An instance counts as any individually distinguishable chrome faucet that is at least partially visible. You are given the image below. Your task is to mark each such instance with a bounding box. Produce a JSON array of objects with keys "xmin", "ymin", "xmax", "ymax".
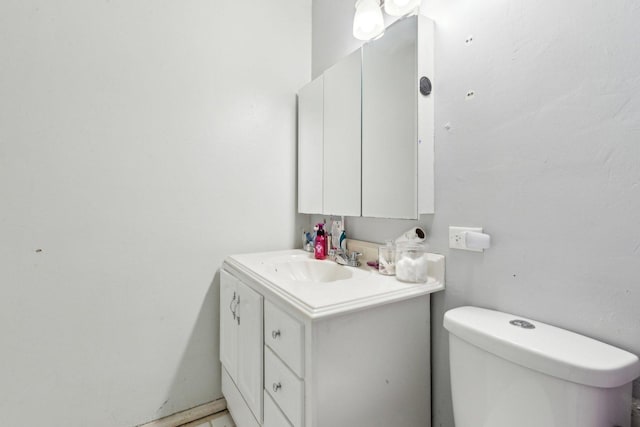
[{"xmin": 333, "ymin": 249, "xmax": 362, "ymax": 267}]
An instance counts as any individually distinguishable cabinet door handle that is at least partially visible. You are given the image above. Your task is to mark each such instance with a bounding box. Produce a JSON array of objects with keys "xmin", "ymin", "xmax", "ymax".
[
  {"xmin": 272, "ymin": 382, "xmax": 282, "ymax": 393},
  {"xmin": 271, "ymin": 329, "xmax": 281, "ymax": 339},
  {"xmin": 229, "ymin": 293, "xmax": 237, "ymax": 320},
  {"xmin": 236, "ymin": 295, "xmax": 240, "ymax": 325}
]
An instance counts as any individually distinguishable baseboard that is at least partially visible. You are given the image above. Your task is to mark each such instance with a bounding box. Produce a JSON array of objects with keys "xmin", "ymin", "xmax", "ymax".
[{"xmin": 138, "ymin": 398, "xmax": 228, "ymax": 427}]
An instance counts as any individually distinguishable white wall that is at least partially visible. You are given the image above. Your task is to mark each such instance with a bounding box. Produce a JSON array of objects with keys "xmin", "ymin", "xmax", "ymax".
[
  {"xmin": 0, "ymin": 1, "xmax": 310, "ymax": 425},
  {"xmin": 312, "ymin": 0, "xmax": 640, "ymax": 426}
]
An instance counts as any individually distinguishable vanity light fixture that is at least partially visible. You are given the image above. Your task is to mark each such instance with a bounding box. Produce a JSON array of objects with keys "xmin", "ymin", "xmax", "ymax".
[
  {"xmin": 353, "ymin": 0, "xmax": 385, "ymax": 41},
  {"xmin": 384, "ymin": 0, "xmax": 421, "ymax": 17},
  {"xmin": 353, "ymin": 0, "xmax": 421, "ymax": 41}
]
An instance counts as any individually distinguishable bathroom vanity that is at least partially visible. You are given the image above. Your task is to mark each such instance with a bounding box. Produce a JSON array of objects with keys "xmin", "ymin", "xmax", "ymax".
[{"xmin": 219, "ymin": 249, "xmax": 444, "ymax": 427}]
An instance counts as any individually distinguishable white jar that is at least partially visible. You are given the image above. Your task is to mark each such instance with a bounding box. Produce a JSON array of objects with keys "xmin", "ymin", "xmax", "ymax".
[{"xmin": 395, "ymin": 242, "xmax": 428, "ymax": 283}]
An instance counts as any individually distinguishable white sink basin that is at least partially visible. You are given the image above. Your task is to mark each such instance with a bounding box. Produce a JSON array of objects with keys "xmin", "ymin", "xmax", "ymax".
[
  {"xmin": 268, "ymin": 259, "xmax": 354, "ymax": 283},
  {"xmin": 228, "ymin": 248, "xmax": 445, "ymax": 317}
]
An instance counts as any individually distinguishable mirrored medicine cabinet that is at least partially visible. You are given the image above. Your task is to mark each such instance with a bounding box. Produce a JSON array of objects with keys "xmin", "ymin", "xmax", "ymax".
[{"xmin": 297, "ymin": 15, "xmax": 434, "ymax": 219}]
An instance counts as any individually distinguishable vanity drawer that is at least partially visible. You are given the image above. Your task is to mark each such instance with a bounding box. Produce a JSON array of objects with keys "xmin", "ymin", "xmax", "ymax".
[
  {"xmin": 264, "ymin": 300, "xmax": 304, "ymax": 377},
  {"xmin": 264, "ymin": 390, "xmax": 293, "ymax": 427},
  {"xmin": 265, "ymin": 347, "xmax": 304, "ymax": 427}
]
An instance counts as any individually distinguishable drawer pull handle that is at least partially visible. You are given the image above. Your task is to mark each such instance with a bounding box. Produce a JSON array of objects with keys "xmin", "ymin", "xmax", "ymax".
[
  {"xmin": 272, "ymin": 382, "xmax": 282, "ymax": 392},
  {"xmin": 271, "ymin": 329, "xmax": 281, "ymax": 339}
]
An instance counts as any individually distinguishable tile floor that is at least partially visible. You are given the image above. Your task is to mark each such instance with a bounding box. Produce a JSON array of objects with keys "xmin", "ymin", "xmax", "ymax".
[{"xmin": 182, "ymin": 410, "xmax": 235, "ymax": 427}]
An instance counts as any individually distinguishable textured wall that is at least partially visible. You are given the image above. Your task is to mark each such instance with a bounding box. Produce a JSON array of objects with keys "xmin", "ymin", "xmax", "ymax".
[
  {"xmin": 311, "ymin": 0, "xmax": 640, "ymax": 425},
  {"xmin": 0, "ymin": 1, "xmax": 310, "ymax": 425}
]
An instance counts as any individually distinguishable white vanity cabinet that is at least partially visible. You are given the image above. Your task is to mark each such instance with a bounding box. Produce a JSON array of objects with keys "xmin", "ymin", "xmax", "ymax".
[
  {"xmin": 220, "ymin": 270, "xmax": 264, "ymax": 425},
  {"xmin": 220, "ymin": 249, "xmax": 445, "ymax": 427}
]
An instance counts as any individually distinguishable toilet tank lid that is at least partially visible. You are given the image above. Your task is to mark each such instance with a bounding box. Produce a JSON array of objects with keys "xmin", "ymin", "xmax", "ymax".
[{"xmin": 444, "ymin": 306, "xmax": 640, "ymax": 388}]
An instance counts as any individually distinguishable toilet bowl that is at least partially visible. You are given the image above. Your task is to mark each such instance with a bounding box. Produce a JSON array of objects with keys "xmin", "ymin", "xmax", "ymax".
[{"xmin": 444, "ymin": 306, "xmax": 640, "ymax": 427}]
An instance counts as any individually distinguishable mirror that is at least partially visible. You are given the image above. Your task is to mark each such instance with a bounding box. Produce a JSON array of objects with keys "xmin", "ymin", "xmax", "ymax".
[
  {"xmin": 362, "ymin": 15, "xmax": 434, "ymax": 219},
  {"xmin": 297, "ymin": 15, "xmax": 434, "ymax": 219},
  {"xmin": 298, "ymin": 75, "xmax": 323, "ymax": 214},
  {"xmin": 362, "ymin": 17, "xmax": 418, "ymax": 218},
  {"xmin": 323, "ymin": 49, "xmax": 361, "ymax": 216},
  {"xmin": 298, "ymin": 50, "xmax": 362, "ymax": 216}
]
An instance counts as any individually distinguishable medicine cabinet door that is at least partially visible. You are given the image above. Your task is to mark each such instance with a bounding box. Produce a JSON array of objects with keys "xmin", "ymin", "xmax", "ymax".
[
  {"xmin": 323, "ymin": 49, "xmax": 362, "ymax": 216},
  {"xmin": 362, "ymin": 17, "xmax": 418, "ymax": 219},
  {"xmin": 298, "ymin": 76, "xmax": 324, "ymax": 214},
  {"xmin": 362, "ymin": 15, "xmax": 438, "ymax": 219}
]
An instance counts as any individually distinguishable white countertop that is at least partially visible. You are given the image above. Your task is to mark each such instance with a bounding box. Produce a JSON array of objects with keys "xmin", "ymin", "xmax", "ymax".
[{"xmin": 223, "ymin": 249, "xmax": 445, "ymax": 319}]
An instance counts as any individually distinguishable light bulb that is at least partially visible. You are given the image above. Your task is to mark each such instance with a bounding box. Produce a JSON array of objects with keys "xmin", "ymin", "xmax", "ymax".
[
  {"xmin": 358, "ymin": 13, "xmax": 376, "ymax": 33},
  {"xmin": 384, "ymin": 0, "xmax": 420, "ymax": 16},
  {"xmin": 353, "ymin": 0, "xmax": 384, "ymax": 40}
]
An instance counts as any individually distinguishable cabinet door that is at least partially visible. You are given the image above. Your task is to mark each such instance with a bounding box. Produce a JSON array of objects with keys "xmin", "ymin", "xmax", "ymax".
[
  {"xmin": 362, "ymin": 17, "xmax": 418, "ymax": 219},
  {"xmin": 219, "ymin": 270, "xmax": 238, "ymax": 381},
  {"xmin": 298, "ymin": 76, "xmax": 324, "ymax": 214},
  {"xmin": 323, "ymin": 49, "xmax": 362, "ymax": 216},
  {"xmin": 236, "ymin": 280, "xmax": 264, "ymax": 422}
]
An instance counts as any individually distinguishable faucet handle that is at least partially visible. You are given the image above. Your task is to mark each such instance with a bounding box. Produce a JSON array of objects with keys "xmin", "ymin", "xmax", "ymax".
[{"xmin": 349, "ymin": 251, "xmax": 362, "ymax": 263}]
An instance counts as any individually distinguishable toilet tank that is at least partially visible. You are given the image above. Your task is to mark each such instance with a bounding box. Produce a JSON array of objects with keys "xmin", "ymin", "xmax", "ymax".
[{"xmin": 444, "ymin": 306, "xmax": 640, "ymax": 427}]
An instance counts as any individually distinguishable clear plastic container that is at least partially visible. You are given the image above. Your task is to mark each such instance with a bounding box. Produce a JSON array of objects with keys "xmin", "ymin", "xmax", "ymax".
[
  {"xmin": 395, "ymin": 242, "xmax": 429, "ymax": 283},
  {"xmin": 378, "ymin": 241, "xmax": 396, "ymax": 276}
]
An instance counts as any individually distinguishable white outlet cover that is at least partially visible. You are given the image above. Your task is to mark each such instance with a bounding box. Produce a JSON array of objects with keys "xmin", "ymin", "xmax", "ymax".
[{"xmin": 449, "ymin": 226, "xmax": 484, "ymax": 252}]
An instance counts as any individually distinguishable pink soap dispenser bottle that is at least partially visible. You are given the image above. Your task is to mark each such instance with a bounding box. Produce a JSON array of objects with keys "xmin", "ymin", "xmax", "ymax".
[{"xmin": 314, "ymin": 223, "xmax": 326, "ymax": 260}]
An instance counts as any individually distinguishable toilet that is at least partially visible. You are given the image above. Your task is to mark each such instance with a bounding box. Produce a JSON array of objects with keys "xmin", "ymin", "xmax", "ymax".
[{"xmin": 444, "ymin": 306, "xmax": 640, "ymax": 427}]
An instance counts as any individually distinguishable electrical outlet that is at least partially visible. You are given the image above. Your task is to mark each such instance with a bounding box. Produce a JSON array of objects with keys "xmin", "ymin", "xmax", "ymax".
[{"xmin": 449, "ymin": 226, "xmax": 484, "ymax": 251}]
